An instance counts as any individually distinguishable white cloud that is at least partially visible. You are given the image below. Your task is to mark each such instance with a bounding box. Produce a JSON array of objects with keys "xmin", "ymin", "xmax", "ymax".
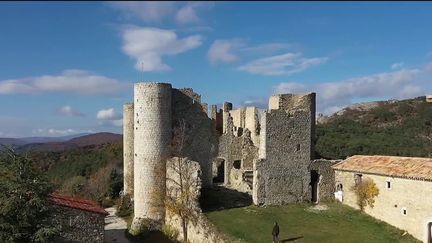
[
  {"xmin": 391, "ymin": 62, "xmax": 404, "ymax": 70},
  {"xmin": 109, "ymin": 2, "xmax": 177, "ymax": 23},
  {"xmin": 0, "ymin": 70, "xmax": 128, "ymax": 95},
  {"xmin": 238, "ymin": 52, "xmax": 328, "ymax": 76},
  {"xmin": 96, "ymin": 108, "xmax": 122, "ymax": 120},
  {"xmin": 97, "ymin": 108, "xmax": 123, "ymax": 127},
  {"xmin": 56, "ymin": 105, "xmax": 84, "ymax": 117},
  {"xmin": 47, "ymin": 128, "xmax": 76, "ymax": 136},
  {"xmin": 207, "ymin": 39, "xmax": 244, "ymax": 64},
  {"xmin": 32, "ymin": 128, "xmax": 95, "ymax": 137},
  {"xmin": 109, "ymin": 2, "xmax": 213, "ymax": 25},
  {"xmin": 240, "ymin": 43, "xmax": 291, "ymax": 53},
  {"xmin": 121, "ymin": 27, "xmax": 202, "ymax": 72},
  {"xmin": 273, "ymin": 68, "xmax": 424, "ymax": 115},
  {"xmin": 176, "ymin": 5, "xmax": 200, "ymax": 24},
  {"xmin": 31, "ymin": 128, "xmax": 76, "ymax": 136}
]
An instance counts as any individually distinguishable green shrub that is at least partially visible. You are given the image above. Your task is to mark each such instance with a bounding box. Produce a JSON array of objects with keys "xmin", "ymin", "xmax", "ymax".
[
  {"xmin": 60, "ymin": 176, "xmax": 86, "ymax": 195},
  {"xmin": 116, "ymin": 194, "xmax": 133, "ymax": 217},
  {"xmin": 162, "ymin": 224, "xmax": 179, "ymax": 241}
]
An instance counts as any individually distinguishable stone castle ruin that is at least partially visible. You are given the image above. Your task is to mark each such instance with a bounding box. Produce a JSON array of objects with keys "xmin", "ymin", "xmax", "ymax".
[{"xmin": 123, "ymin": 82, "xmax": 332, "ymax": 234}]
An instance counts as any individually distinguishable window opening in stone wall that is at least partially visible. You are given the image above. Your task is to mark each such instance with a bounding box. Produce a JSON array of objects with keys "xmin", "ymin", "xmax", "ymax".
[
  {"xmin": 386, "ymin": 181, "xmax": 391, "ymax": 189},
  {"xmin": 401, "ymin": 207, "xmax": 407, "ymax": 216},
  {"xmin": 336, "ymin": 183, "xmax": 343, "ymax": 191},
  {"xmin": 354, "ymin": 174, "xmax": 362, "ymax": 186},
  {"xmin": 213, "ymin": 159, "xmax": 225, "ymax": 184},
  {"xmin": 296, "ymin": 144, "xmax": 300, "ymax": 151},
  {"xmin": 427, "ymin": 222, "xmax": 432, "ymax": 243},
  {"xmin": 233, "ymin": 160, "xmax": 241, "ymax": 169}
]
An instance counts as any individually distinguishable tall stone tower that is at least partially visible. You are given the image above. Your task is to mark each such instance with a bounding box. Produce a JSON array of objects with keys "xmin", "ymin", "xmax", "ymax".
[
  {"xmin": 123, "ymin": 103, "xmax": 134, "ymax": 196},
  {"xmin": 131, "ymin": 82, "xmax": 172, "ymax": 232},
  {"xmin": 253, "ymin": 93, "xmax": 316, "ymax": 205}
]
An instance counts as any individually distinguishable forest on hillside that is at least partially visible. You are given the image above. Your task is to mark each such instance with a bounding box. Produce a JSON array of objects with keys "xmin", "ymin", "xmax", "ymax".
[
  {"xmin": 316, "ymin": 96, "xmax": 432, "ymax": 159},
  {"xmin": 29, "ymin": 141, "xmax": 123, "ymax": 205}
]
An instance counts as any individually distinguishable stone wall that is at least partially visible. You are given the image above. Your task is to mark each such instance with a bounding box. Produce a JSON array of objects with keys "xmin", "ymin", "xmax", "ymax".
[
  {"xmin": 172, "ymin": 88, "xmax": 218, "ymax": 188},
  {"xmin": 123, "ymin": 103, "xmax": 134, "ymax": 196},
  {"xmin": 309, "ymin": 159, "xmax": 341, "ymax": 202},
  {"xmin": 335, "ymin": 170, "xmax": 432, "ymax": 242},
  {"xmin": 217, "ymin": 116, "xmax": 258, "ymax": 189},
  {"xmin": 222, "ymin": 102, "xmax": 233, "ymax": 134},
  {"xmin": 253, "ymin": 93, "xmax": 316, "ymax": 205},
  {"xmin": 51, "ymin": 205, "xmax": 105, "ymax": 242},
  {"xmin": 165, "ymin": 158, "xmax": 241, "ymax": 243}
]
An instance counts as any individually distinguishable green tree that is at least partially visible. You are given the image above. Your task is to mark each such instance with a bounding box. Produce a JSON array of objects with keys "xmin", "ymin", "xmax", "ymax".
[{"xmin": 0, "ymin": 148, "xmax": 58, "ymax": 242}]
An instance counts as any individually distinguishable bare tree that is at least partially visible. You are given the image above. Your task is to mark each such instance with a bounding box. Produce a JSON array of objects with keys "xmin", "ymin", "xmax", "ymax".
[{"xmin": 165, "ymin": 119, "xmax": 201, "ymax": 243}]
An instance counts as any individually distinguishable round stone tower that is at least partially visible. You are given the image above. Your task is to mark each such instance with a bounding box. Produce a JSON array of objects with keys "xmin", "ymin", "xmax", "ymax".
[
  {"xmin": 123, "ymin": 102, "xmax": 134, "ymax": 197},
  {"xmin": 131, "ymin": 82, "xmax": 172, "ymax": 232}
]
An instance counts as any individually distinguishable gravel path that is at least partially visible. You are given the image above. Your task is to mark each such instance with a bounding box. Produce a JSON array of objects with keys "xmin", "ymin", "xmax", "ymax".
[{"xmin": 104, "ymin": 207, "xmax": 130, "ymax": 243}]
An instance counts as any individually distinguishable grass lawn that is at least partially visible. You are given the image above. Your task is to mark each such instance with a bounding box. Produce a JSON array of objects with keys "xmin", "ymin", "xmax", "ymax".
[{"xmin": 205, "ymin": 203, "xmax": 420, "ymax": 243}]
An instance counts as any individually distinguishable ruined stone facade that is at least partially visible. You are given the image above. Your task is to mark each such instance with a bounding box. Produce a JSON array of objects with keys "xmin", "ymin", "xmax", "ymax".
[
  {"xmin": 123, "ymin": 103, "xmax": 134, "ymax": 196},
  {"xmin": 125, "ymin": 82, "xmax": 217, "ymax": 232},
  {"xmin": 253, "ymin": 94, "xmax": 316, "ymax": 205},
  {"xmin": 124, "ymin": 81, "xmax": 320, "ymax": 231},
  {"xmin": 309, "ymin": 159, "xmax": 341, "ymax": 203}
]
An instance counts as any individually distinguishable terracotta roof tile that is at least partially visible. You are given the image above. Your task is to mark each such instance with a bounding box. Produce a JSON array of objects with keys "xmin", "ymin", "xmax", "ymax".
[
  {"xmin": 332, "ymin": 155, "xmax": 432, "ymax": 181},
  {"xmin": 49, "ymin": 192, "xmax": 108, "ymax": 215}
]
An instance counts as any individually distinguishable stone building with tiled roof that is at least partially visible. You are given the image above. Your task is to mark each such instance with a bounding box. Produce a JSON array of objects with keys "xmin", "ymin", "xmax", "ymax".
[
  {"xmin": 49, "ymin": 192, "xmax": 108, "ymax": 242},
  {"xmin": 333, "ymin": 155, "xmax": 432, "ymax": 242}
]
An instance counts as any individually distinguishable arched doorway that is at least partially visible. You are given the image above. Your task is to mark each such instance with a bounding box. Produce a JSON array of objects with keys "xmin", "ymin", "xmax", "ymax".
[
  {"xmin": 213, "ymin": 158, "xmax": 225, "ymax": 184},
  {"xmin": 311, "ymin": 170, "xmax": 319, "ymax": 203}
]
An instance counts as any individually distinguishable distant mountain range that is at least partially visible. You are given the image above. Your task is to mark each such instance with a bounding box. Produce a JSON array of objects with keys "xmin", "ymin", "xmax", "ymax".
[{"xmin": 0, "ymin": 132, "xmax": 122, "ymax": 153}]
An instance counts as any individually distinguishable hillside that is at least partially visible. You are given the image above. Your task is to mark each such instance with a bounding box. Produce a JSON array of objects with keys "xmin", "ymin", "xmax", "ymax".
[
  {"xmin": 0, "ymin": 133, "xmax": 90, "ymax": 148},
  {"xmin": 7, "ymin": 133, "xmax": 125, "ymax": 205},
  {"xmin": 316, "ymin": 96, "xmax": 432, "ymax": 159},
  {"xmin": 16, "ymin": 132, "xmax": 122, "ymax": 153},
  {"xmin": 28, "ymin": 140, "xmax": 123, "ymax": 204}
]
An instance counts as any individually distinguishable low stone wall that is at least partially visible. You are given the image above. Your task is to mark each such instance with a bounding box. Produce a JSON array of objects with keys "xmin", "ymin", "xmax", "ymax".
[
  {"xmin": 229, "ymin": 168, "xmax": 252, "ymax": 193},
  {"xmin": 166, "ymin": 211, "xmax": 241, "ymax": 243},
  {"xmin": 51, "ymin": 205, "xmax": 105, "ymax": 242},
  {"xmin": 309, "ymin": 159, "xmax": 341, "ymax": 202},
  {"xmin": 165, "ymin": 157, "xmax": 243, "ymax": 243}
]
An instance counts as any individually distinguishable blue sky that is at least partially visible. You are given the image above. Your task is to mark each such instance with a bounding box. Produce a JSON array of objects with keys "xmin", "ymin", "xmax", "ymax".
[{"xmin": 0, "ymin": 2, "xmax": 431, "ymax": 137}]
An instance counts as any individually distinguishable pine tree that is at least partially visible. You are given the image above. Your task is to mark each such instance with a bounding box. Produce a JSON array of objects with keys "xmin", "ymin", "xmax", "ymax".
[{"xmin": 0, "ymin": 147, "xmax": 58, "ymax": 242}]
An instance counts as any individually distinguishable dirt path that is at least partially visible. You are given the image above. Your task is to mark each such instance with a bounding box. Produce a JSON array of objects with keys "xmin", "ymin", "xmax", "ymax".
[{"xmin": 104, "ymin": 207, "xmax": 130, "ymax": 243}]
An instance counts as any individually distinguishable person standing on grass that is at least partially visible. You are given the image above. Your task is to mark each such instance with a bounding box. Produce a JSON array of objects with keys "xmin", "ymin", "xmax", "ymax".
[{"xmin": 272, "ymin": 221, "xmax": 280, "ymax": 243}]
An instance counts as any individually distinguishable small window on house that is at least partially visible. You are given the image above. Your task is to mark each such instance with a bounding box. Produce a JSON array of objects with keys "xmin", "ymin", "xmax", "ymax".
[
  {"xmin": 233, "ymin": 160, "xmax": 241, "ymax": 169},
  {"xmin": 296, "ymin": 144, "xmax": 300, "ymax": 152},
  {"xmin": 386, "ymin": 181, "xmax": 391, "ymax": 189},
  {"xmin": 354, "ymin": 174, "xmax": 362, "ymax": 186},
  {"xmin": 401, "ymin": 207, "xmax": 407, "ymax": 216},
  {"xmin": 336, "ymin": 183, "xmax": 343, "ymax": 191}
]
